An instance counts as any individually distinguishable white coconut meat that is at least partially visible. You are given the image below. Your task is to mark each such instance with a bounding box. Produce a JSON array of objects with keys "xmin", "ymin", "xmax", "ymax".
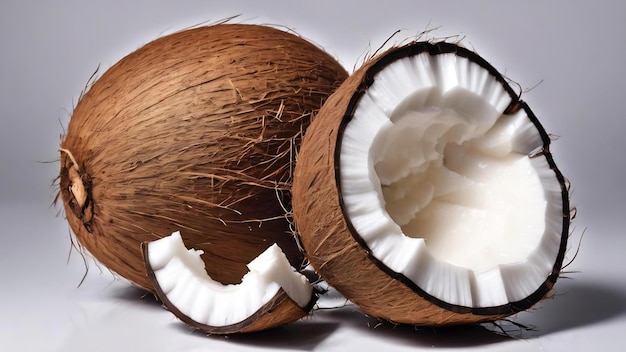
[
  {"xmin": 339, "ymin": 52, "xmax": 564, "ymax": 309},
  {"xmin": 144, "ymin": 231, "xmax": 313, "ymax": 328}
]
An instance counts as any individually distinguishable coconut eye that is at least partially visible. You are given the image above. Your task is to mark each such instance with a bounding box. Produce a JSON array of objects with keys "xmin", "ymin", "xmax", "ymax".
[{"xmin": 293, "ymin": 41, "xmax": 570, "ymax": 326}]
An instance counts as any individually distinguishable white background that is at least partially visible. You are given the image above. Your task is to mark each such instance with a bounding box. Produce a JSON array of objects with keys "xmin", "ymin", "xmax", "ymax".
[{"xmin": 2, "ymin": 1, "xmax": 625, "ymax": 351}]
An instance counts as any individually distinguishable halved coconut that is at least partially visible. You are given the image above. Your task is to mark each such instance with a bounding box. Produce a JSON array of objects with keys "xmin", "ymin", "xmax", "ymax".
[
  {"xmin": 142, "ymin": 231, "xmax": 316, "ymax": 334},
  {"xmin": 292, "ymin": 41, "xmax": 570, "ymax": 325}
]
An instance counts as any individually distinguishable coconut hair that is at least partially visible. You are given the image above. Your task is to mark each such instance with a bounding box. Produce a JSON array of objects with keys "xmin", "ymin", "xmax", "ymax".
[{"xmin": 58, "ymin": 24, "xmax": 348, "ymax": 291}]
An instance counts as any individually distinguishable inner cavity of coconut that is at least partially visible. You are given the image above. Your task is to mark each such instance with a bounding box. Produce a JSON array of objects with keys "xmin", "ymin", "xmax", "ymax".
[
  {"xmin": 371, "ymin": 107, "xmax": 547, "ymax": 273},
  {"xmin": 339, "ymin": 52, "xmax": 564, "ymax": 308}
]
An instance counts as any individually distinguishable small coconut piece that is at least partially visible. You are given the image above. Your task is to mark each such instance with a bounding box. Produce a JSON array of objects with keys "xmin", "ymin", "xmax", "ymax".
[
  {"xmin": 56, "ymin": 23, "xmax": 348, "ymax": 291},
  {"xmin": 292, "ymin": 41, "xmax": 570, "ymax": 326},
  {"xmin": 142, "ymin": 231, "xmax": 316, "ymax": 334}
]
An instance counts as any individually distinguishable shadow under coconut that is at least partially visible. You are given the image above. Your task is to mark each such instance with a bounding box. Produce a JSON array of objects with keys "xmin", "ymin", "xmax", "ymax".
[
  {"xmin": 313, "ymin": 277, "xmax": 626, "ymax": 346},
  {"xmin": 314, "ymin": 305, "xmax": 513, "ymax": 348},
  {"xmin": 113, "ymin": 284, "xmax": 511, "ymax": 349},
  {"xmin": 508, "ymin": 278, "xmax": 626, "ymax": 337},
  {"xmin": 108, "ymin": 283, "xmax": 341, "ymax": 351},
  {"xmin": 108, "ymin": 283, "xmax": 163, "ymax": 308},
  {"xmin": 104, "ymin": 277, "xmax": 626, "ymax": 349},
  {"xmin": 171, "ymin": 318, "xmax": 341, "ymax": 351},
  {"xmin": 171, "ymin": 303, "xmax": 510, "ymax": 350},
  {"xmin": 221, "ymin": 321, "xmax": 340, "ymax": 351}
]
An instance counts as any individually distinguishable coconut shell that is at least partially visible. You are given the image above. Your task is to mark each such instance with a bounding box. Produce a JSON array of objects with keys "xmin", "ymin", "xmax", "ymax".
[
  {"xmin": 141, "ymin": 241, "xmax": 317, "ymax": 334},
  {"xmin": 58, "ymin": 24, "xmax": 348, "ymax": 291},
  {"xmin": 292, "ymin": 41, "xmax": 569, "ymax": 326}
]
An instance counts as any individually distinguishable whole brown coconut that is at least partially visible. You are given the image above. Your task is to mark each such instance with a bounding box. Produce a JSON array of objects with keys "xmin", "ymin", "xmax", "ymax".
[{"xmin": 57, "ymin": 24, "xmax": 348, "ymax": 291}]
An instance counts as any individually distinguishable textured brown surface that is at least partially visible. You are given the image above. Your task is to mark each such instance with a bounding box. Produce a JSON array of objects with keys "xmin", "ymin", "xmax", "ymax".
[
  {"xmin": 292, "ymin": 42, "xmax": 569, "ymax": 326},
  {"xmin": 57, "ymin": 24, "xmax": 348, "ymax": 291}
]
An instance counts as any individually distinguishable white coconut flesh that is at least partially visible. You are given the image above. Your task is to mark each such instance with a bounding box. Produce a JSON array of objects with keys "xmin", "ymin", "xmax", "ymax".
[
  {"xmin": 339, "ymin": 52, "xmax": 564, "ymax": 309},
  {"xmin": 144, "ymin": 231, "xmax": 313, "ymax": 327}
]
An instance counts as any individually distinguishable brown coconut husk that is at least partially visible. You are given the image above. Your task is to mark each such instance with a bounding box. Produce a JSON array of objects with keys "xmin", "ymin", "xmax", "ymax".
[
  {"xmin": 57, "ymin": 23, "xmax": 348, "ymax": 291},
  {"xmin": 292, "ymin": 41, "xmax": 570, "ymax": 326}
]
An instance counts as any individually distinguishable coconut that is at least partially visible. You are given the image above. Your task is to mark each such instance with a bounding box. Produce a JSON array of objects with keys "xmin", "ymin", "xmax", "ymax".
[
  {"xmin": 292, "ymin": 41, "xmax": 570, "ymax": 326},
  {"xmin": 142, "ymin": 231, "xmax": 316, "ymax": 334},
  {"xmin": 57, "ymin": 24, "xmax": 348, "ymax": 291}
]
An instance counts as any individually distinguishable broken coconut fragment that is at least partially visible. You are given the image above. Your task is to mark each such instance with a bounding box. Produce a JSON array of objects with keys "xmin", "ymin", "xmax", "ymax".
[
  {"xmin": 293, "ymin": 41, "xmax": 570, "ymax": 326},
  {"xmin": 142, "ymin": 231, "xmax": 316, "ymax": 334}
]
